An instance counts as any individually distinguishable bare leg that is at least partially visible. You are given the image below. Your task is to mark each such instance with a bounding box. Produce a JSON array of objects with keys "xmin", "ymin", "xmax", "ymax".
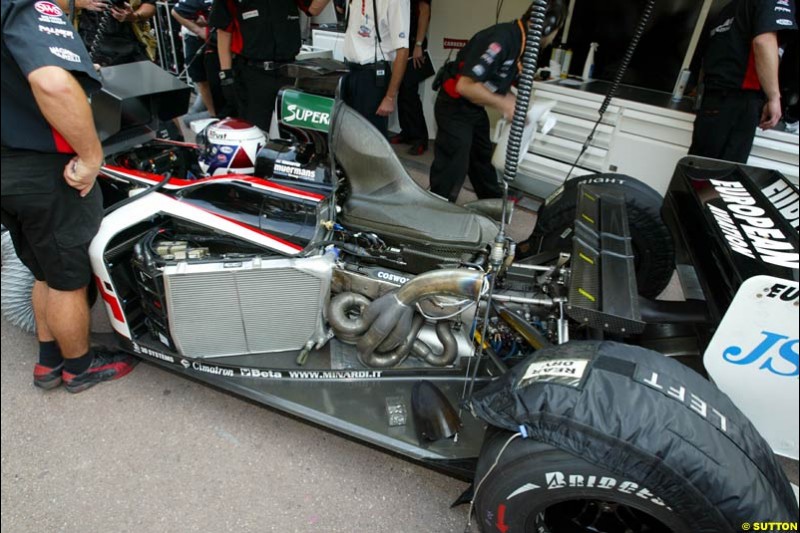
[
  {"xmin": 32, "ymin": 280, "xmax": 55, "ymax": 342},
  {"xmin": 196, "ymin": 81, "xmax": 216, "ymax": 117},
  {"xmin": 45, "ymin": 286, "xmax": 90, "ymax": 359}
]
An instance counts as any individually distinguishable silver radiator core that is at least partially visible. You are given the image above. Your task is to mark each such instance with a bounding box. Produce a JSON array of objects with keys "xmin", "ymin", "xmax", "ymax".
[{"xmin": 163, "ymin": 254, "xmax": 333, "ymax": 358}]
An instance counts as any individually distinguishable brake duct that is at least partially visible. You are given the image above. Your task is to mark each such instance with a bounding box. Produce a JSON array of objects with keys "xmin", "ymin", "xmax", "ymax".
[{"xmin": 327, "ymin": 269, "xmax": 485, "ymax": 368}]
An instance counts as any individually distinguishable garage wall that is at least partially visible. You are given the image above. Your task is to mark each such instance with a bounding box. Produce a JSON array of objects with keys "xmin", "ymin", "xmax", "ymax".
[{"xmin": 421, "ymin": 0, "xmax": 532, "ymax": 138}]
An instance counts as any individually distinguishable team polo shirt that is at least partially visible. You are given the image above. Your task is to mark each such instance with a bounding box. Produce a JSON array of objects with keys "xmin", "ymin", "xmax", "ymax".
[
  {"xmin": 442, "ymin": 20, "xmax": 524, "ymax": 100},
  {"xmin": 209, "ymin": 0, "xmax": 302, "ymax": 61},
  {"xmin": 1, "ymin": 0, "xmax": 101, "ymax": 155},
  {"xmin": 343, "ymin": 0, "xmax": 410, "ymax": 64},
  {"xmin": 703, "ymin": 0, "xmax": 797, "ymax": 92}
]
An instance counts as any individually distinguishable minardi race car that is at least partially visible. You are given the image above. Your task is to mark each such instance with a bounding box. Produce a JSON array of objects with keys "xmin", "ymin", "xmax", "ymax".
[{"xmin": 2, "ymin": 15, "xmax": 799, "ymax": 533}]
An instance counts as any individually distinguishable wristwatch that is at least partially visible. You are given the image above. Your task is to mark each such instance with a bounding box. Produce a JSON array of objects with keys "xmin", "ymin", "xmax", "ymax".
[
  {"xmin": 219, "ymin": 69, "xmax": 235, "ymax": 85},
  {"xmin": 415, "ymin": 41, "xmax": 423, "ymax": 47}
]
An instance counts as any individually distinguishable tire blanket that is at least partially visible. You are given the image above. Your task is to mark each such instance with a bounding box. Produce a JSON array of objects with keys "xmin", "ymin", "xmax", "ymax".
[{"xmin": 470, "ymin": 341, "xmax": 798, "ymax": 532}]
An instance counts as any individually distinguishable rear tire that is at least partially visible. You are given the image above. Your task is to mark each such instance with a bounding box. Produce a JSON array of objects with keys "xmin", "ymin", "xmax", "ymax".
[
  {"xmin": 520, "ymin": 174, "xmax": 674, "ymax": 298},
  {"xmin": 470, "ymin": 342, "xmax": 799, "ymax": 533},
  {"xmin": 474, "ymin": 429, "xmax": 687, "ymax": 533}
]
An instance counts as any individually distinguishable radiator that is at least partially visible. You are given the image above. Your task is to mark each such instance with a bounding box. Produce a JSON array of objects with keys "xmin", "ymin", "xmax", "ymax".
[{"xmin": 163, "ymin": 254, "xmax": 332, "ymax": 358}]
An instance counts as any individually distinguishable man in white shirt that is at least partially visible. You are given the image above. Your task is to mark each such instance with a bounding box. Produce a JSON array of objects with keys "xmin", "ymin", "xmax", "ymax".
[{"xmin": 341, "ymin": 0, "xmax": 410, "ymax": 135}]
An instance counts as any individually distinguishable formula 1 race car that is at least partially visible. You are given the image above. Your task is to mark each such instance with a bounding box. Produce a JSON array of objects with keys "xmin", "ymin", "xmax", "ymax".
[{"xmin": 2, "ymin": 13, "xmax": 799, "ymax": 533}]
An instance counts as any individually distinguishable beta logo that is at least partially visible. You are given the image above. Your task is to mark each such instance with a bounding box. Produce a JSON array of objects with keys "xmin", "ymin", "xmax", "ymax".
[
  {"xmin": 35, "ymin": 1, "xmax": 62, "ymax": 16},
  {"xmin": 723, "ymin": 330, "xmax": 799, "ymax": 377}
]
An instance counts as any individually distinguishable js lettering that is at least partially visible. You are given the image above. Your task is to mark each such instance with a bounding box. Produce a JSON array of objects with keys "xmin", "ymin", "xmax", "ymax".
[{"xmin": 723, "ymin": 330, "xmax": 799, "ymax": 377}]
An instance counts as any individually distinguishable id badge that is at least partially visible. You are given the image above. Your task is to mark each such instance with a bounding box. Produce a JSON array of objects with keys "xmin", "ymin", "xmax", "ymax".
[{"xmin": 375, "ymin": 65, "xmax": 386, "ymax": 87}]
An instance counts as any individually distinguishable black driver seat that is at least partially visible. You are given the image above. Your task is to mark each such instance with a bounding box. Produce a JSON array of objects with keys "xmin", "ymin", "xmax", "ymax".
[{"xmin": 329, "ymin": 103, "xmax": 499, "ymax": 251}]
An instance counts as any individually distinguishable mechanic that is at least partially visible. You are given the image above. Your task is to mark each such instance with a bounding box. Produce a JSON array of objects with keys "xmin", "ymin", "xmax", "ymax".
[
  {"xmin": 341, "ymin": 0, "xmax": 410, "ymax": 136},
  {"xmin": 172, "ymin": 0, "xmax": 218, "ymax": 117},
  {"xmin": 689, "ymin": 0, "xmax": 797, "ymax": 163},
  {"xmin": 65, "ymin": 0, "xmax": 157, "ymax": 67},
  {"xmin": 1, "ymin": 0, "xmax": 137, "ymax": 393},
  {"xmin": 428, "ymin": 1, "xmax": 565, "ymax": 203},
  {"xmin": 389, "ymin": 0, "xmax": 430, "ymax": 154},
  {"xmin": 210, "ymin": 0, "xmax": 332, "ymax": 131}
]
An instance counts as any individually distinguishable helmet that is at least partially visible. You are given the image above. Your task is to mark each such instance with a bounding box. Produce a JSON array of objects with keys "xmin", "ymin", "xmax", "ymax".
[{"xmin": 197, "ymin": 118, "xmax": 266, "ymax": 176}]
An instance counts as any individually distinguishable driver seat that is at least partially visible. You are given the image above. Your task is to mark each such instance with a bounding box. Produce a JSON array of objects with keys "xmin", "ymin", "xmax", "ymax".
[{"xmin": 329, "ymin": 103, "xmax": 499, "ymax": 252}]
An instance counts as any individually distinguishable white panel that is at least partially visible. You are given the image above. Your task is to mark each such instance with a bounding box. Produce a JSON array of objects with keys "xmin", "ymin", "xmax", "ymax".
[
  {"xmin": 704, "ymin": 276, "xmax": 799, "ymax": 460},
  {"xmin": 618, "ymin": 109, "xmax": 694, "ymax": 147},
  {"xmin": 607, "ymin": 132, "xmax": 688, "ymax": 196}
]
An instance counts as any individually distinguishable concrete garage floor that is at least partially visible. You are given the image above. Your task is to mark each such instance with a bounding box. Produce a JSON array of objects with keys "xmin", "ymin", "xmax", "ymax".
[{"xmin": 2, "ymin": 141, "xmax": 796, "ymax": 533}]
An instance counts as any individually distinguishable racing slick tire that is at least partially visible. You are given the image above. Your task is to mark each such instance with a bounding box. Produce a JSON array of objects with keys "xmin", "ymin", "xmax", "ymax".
[
  {"xmin": 519, "ymin": 174, "xmax": 674, "ymax": 299},
  {"xmin": 471, "ymin": 341, "xmax": 798, "ymax": 533},
  {"xmin": 473, "ymin": 430, "xmax": 689, "ymax": 533}
]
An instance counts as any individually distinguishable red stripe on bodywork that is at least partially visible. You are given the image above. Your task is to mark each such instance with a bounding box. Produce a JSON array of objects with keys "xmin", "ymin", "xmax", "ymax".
[
  {"xmin": 101, "ymin": 165, "xmax": 325, "ymax": 201},
  {"xmin": 160, "ymin": 195, "xmax": 305, "ymax": 252},
  {"xmin": 95, "ymin": 275, "xmax": 124, "ymax": 322},
  {"xmin": 213, "ymin": 212, "xmax": 304, "ymax": 251}
]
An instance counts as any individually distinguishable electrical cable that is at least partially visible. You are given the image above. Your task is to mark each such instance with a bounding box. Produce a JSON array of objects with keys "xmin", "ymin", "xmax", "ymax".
[
  {"xmin": 563, "ymin": 0, "xmax": 656, "ymax": 181},
  {"xmin": 464, "ymin": 432, "xmax": 522, "ymax": 532}
]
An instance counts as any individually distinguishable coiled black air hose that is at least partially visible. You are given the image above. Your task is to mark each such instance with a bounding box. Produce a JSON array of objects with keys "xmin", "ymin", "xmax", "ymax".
[
  {"xmin": 88, "ymin": 10, "xmax": 115, "ymax": 63},
  {"xmin": 502, "ymin": 0, "xmax": 547, "ymax": 185},
  {"xmin": 565, "ymin": 0, "xmax": 656, "ymax": 180}
]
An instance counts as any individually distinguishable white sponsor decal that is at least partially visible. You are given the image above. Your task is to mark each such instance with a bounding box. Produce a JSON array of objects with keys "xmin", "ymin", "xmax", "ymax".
[
  {"xmin": 38, "ymin": 14, "xmax": 66, "ymax": 24},
  {"xmin": 274, "ymin": 163, "xmax": 316, "ymax": 179},
  {"xmin": 39, "ymin": 24, "xmax": 74, "ymax": 39},
  {"xmin": 776, "ymin": 18, "xmax": 794, "ymax": 25},
  {"xmin": 191, "ymin": 361, "xmax": 235, "ymax": 377},
  {"xmin": 520, "ymin": 359, "xmax": 589, "ymax": 382},
  {"xmin": 284, "ymin": 104, "xmax": 330, "ymax": 126},
  {"xmin": 240, "ymin": 368, "xmax": 283, "ymax": 379},
  {"xmin": 376, "ymin": 271, "xmax": 409, "ymax": 284},
  {"xmin": 543, "ymin": 472, "xmax": 669, "ymax": 507},
  {"xmin": 708, "ymin": 180, "xmax": 798, "ymax": 269},
  {"xmin": 131, "ymin": 342, "xmax": 175, "ymax": 363},
  {"xmin": 242, "ymin": 9, "xmax": 259, "ymax": 19},
  {"xmin": 638, "ymin": 370, "xmax": 729, "ymax": 433},
  {"xmin": 219, "ymin": 145, "xmax": 233, "ymax": 154},
  {"xmin": 35, "ymin": 1, "xmax": 62, "ymax": 16},
  {"xmin": 286, "ymin": 370, "xmax": 383, "ymax": 380},
  {"xmin": 471, "ymin": 64, "xmax": 486, "ymax": 77},
  {"xmin": 49, "ymin": 46, "xmax": 80, "ymax": 62},
  {"xmin": 762, "ymin": 179, "xmax": 799, "ymax": 230}
]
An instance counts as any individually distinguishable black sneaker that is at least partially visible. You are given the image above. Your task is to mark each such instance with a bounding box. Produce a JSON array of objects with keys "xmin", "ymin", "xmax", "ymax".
[
  {"xmin": 33, "ymin": 362, "xmax": 64, "ymax": 390},
  {"xmin": 62, "ymin": 348, "xmax": 138, "ymax": 393}
]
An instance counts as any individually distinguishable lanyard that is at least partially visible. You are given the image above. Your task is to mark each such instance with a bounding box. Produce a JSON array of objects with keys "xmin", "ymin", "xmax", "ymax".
[{"xmin": 346, "ymin": 0, "xmax": 385, "ymax": 62}]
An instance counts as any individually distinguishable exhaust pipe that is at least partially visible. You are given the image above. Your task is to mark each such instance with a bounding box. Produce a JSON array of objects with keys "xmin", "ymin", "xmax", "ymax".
[{"xmin": 357, "ymin": 269, "xmax": 485, "ymax": 361}]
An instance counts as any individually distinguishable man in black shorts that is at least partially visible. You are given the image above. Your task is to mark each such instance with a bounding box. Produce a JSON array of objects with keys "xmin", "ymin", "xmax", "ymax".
[
  {"xmin": 2, "ymin": 0, "xmax": 137, "ymax": 393},
  {"xmin": 172, "ymin": 0, "xmax": 217, "ymax": 116}
]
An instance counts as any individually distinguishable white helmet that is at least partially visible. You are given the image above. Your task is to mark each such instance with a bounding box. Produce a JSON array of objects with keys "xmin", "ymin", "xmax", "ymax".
[{"xmin": 197, "ymin": 118, "xmax": 266, "ymax": 176}]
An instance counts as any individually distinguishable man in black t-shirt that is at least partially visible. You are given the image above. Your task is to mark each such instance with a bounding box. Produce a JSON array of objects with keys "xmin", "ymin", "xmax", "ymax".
[
  {"xmin": 689, "ymin": 0, "xmax": 797, "ymax": 163},
  {"xmin": 210, "ymin": 0, "xmax": 330, "ymax": 130},
  {"xmin": 429, "ymin": 2, "xmax": 564, "ymax": 203},
  {"xmin": 2, "ymin": 0, "xmax": 136, "ymax": 392}
]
